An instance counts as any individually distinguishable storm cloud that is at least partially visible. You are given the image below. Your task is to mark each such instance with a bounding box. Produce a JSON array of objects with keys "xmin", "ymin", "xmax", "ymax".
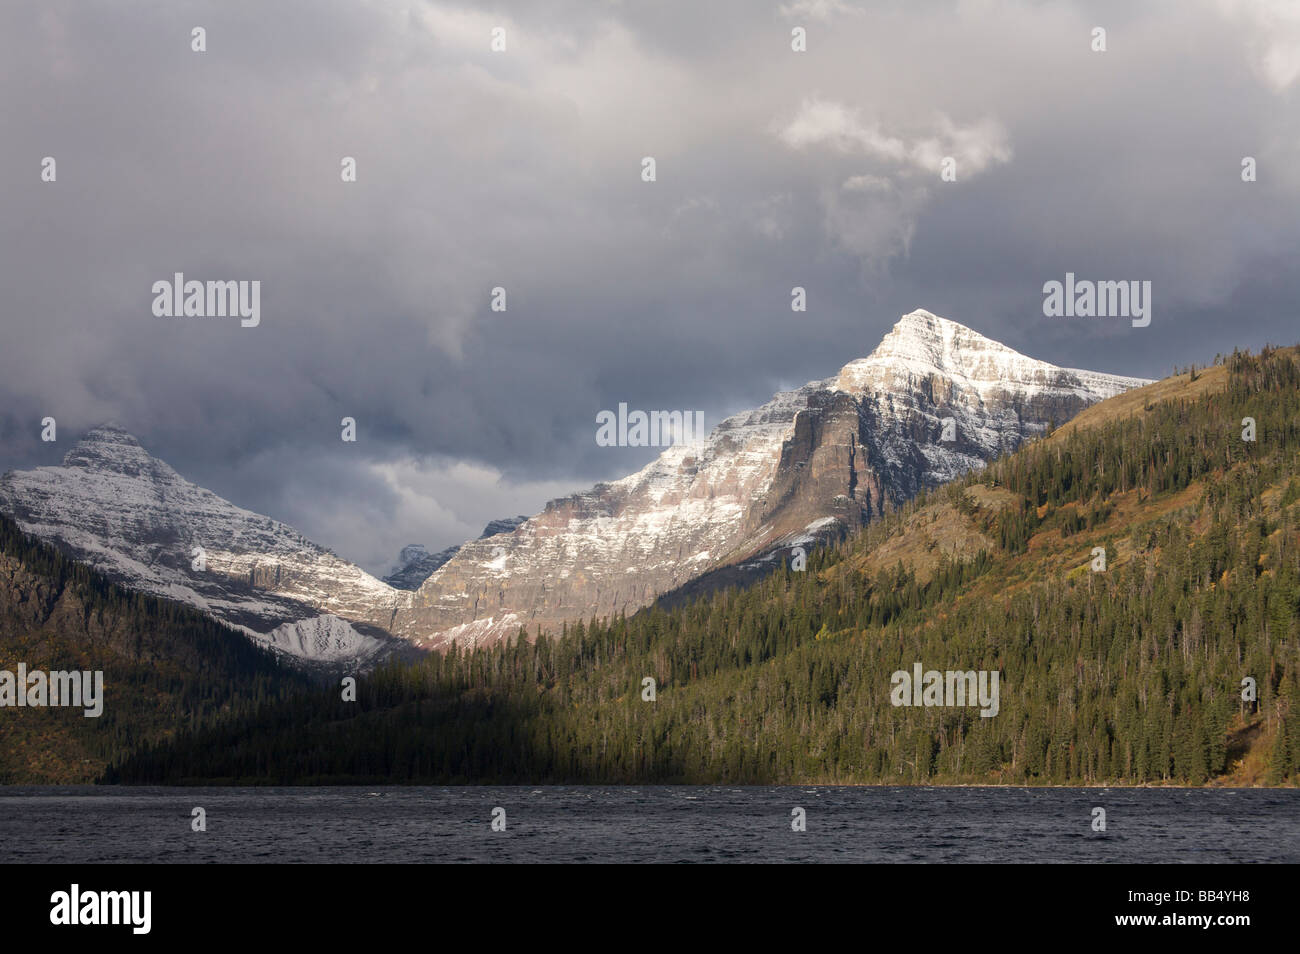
[{"xmin": 2, "ymin": 0, "xmax": 1298, "ymax": 573}]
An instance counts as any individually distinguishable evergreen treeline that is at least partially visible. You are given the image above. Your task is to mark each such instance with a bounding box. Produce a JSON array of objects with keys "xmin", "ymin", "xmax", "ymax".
[
  {"xmin": 99, "ymin": 347, "xmax": 1300, "ymax": 785},
  {"xmin": 0, "ymin": 514, "xmax": 309, "ymax": 782}
]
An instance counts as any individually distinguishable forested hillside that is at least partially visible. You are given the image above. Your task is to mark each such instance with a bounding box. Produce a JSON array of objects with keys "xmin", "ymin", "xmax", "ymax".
[
  {"xmin": 87, "ymin": 348, "xmax": 1300, "ymax": 786},
  {"xmin": 0, "ymin": 515, "xmax": 308, "ymax": 782}
]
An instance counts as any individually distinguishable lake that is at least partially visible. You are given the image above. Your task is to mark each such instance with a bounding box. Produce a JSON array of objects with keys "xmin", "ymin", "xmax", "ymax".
[{"xmin": 1, "ymin": 785, "xmax": 1296, "ymax": 863}]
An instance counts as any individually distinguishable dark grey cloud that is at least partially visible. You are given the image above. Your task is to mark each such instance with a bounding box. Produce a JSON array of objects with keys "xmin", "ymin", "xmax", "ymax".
[{"xmin": 2, "ymin": 0, "xmax": 1298, "ymax": 573}]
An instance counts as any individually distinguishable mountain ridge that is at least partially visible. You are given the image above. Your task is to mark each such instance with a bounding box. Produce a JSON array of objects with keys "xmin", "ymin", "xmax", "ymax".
[
  {"xmin": 395, "ymin": 309, "xmax": 1151, "ymax": 649},
  {"xmin": 383, "ymin": 516, "xmax": 530, "ymax": 590},
  {"xmin": 0, "ymin": 309, "xmax": 1152, "ymax": 661}
]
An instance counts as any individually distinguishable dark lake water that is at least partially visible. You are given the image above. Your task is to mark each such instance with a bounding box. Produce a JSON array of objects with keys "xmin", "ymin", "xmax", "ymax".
[{"xmin": 1, "ymin": 786, "xmax": 1296, "ymax": 863}]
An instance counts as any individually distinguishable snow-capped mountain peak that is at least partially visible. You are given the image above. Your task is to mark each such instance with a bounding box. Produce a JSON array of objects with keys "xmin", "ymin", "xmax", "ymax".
[
  {"xmin": 836, "ymin": 308, "xmax": 1149, "ymax": 399},
  {"xmin": 0, "ymin": 427, "xmax": 408, "ymax": 665},
  {"xmin": 60, "ymin": 423, "xmax": 180, "ymax": 478},
  {"xmin": 395, "ymin": 310, "xmax": 1153, "ymax": 649},
  {"xmin": 0, "ymin": 309, "xmax": 1154, "ymax": 659}
]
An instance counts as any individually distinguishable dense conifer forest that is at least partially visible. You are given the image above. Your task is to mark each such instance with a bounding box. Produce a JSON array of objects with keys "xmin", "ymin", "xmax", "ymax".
[
  {"xmin": 0, "ymin": 515, "xmax": 308, "ymax": 782},
  {"xmin": 102, "ymin": 347, "xmax": 1300, "ymax": 786}
]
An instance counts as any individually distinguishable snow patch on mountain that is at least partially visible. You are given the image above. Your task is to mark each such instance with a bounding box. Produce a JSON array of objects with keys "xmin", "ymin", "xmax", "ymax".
[{"xmin": 259, "ymin": 614, "xmax": 383, "ymax": 663}]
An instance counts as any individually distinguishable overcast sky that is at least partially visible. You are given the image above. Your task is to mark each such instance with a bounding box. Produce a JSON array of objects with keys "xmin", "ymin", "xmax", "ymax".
[{"xmin": 2, "ymin": 0, "xmax": 1298, "ymax": 574}]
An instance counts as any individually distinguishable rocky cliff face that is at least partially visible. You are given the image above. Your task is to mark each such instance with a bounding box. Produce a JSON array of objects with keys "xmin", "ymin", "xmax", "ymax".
[
  {"xmin": 382, "ymin": 517, "xmax": 529, "ymax": 590},
  {"xmin": 393, "ymin": 310, "xmax": 1152, "ymax": 649},
  {"xmin": 0, "ymin": 309, "xmax": 1151, "ymax": 660},
  {"xmin": 0, "ymin": 425, "xmax": 406, "ymax": 665}
]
